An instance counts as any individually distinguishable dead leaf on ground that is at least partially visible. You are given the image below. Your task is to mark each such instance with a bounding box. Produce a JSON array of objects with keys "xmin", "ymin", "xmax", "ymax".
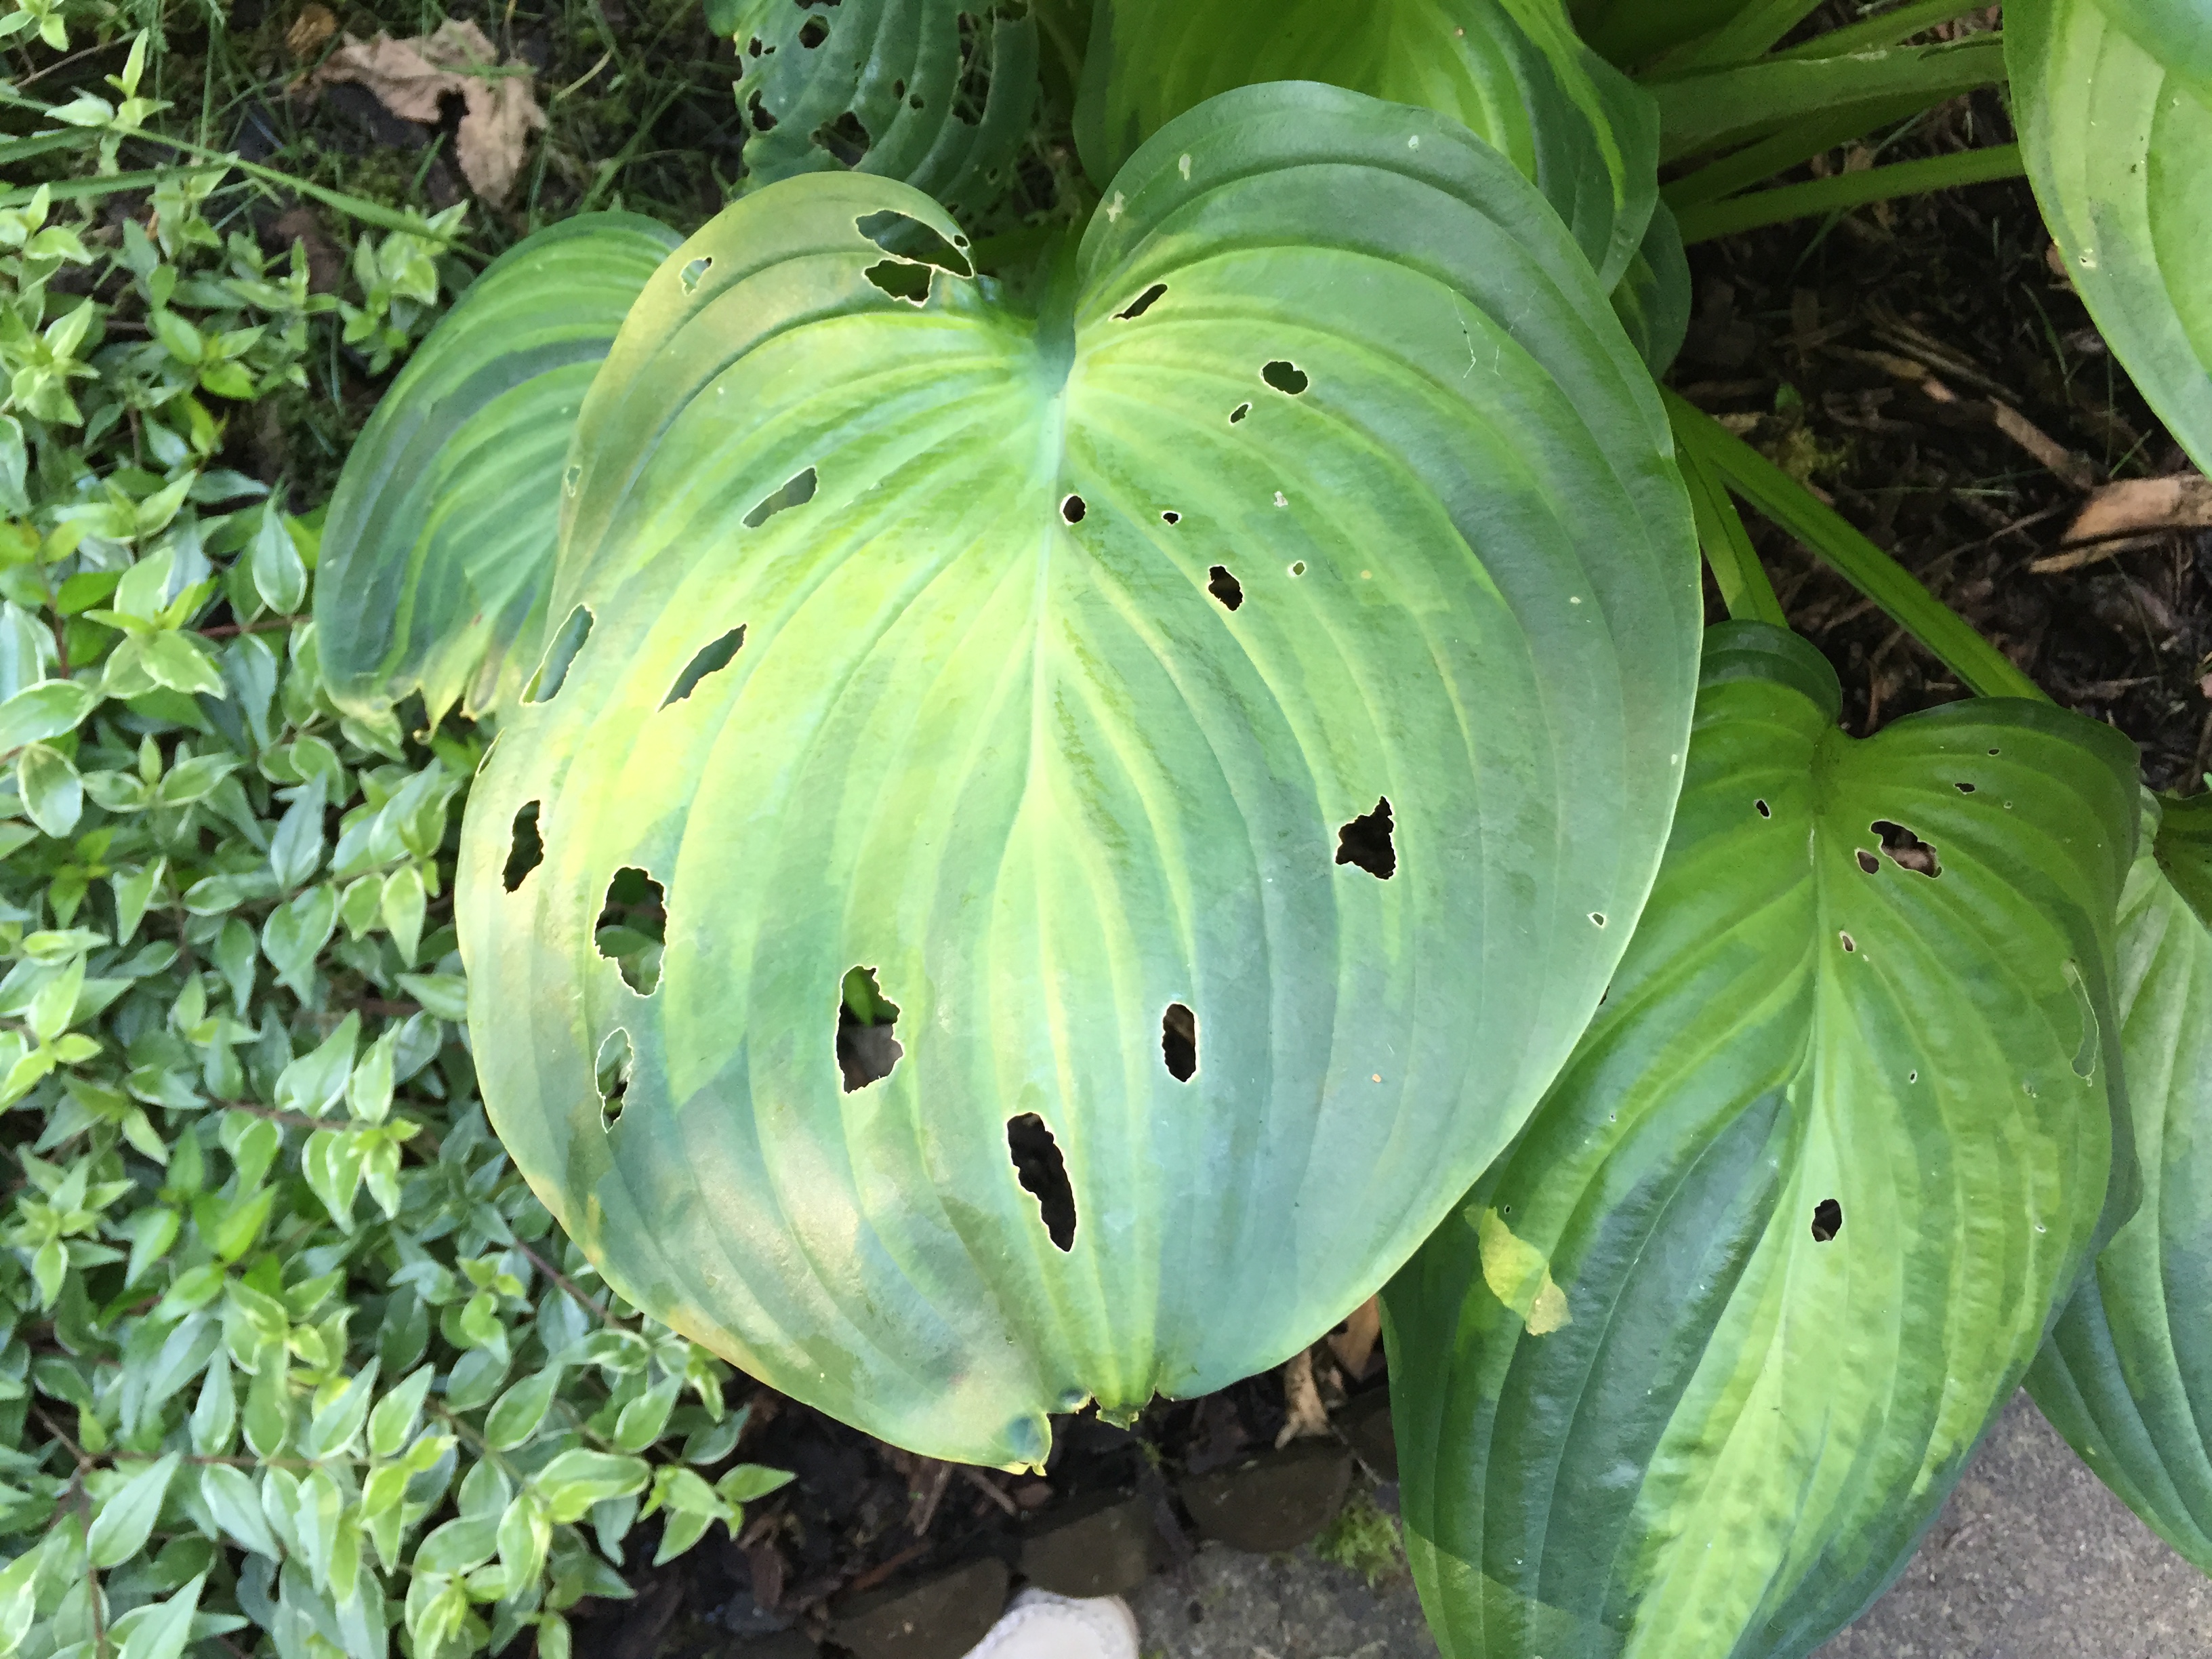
[
  {"xmin": 2034, "ymin": 473, "xmax": 2212, "ymax": 572},
  {"xmin": 308, "ymin": 21, "xmax": 544, "ymax": 201},
  {"xmin": 1275, "ymin": 1347, "xmax": 1330, "ymax": 1449},
  {"xmin": 286, "ymin": 3, "xmax": 336, "ymax": 60},
  {"xmin": 1326, "ymin": 1296, "xmax": 1382, "ymax": 1381}
]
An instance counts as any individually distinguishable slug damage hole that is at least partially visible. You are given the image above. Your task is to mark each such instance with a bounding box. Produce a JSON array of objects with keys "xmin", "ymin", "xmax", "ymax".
[
  {"xmin": 1755, "ymin": 798, "xmax": 1771, "ymax": 818},
  {"xmin": 1206, "ymin": 565, "xmax": 1243, "ymax": 610},
  {"xmin": 595, "ymin": 1028, "xmax": 634, "ymax": 1127},
  {"xmin": 1007, "ymin": 1112, "xmax": 1076, "ymax": 1251},
  {"xmin": 524, "ymin": 604, "xmax": 593, "ymax": 703},
  {"xmin": 1872, "ymin": 820, "xmax": 1940, "ymax": 876},
  {"xmin": 812, "ymin": 109, "xmax": 872, "ymax": 167},
  {"xmin": 661, "ymin": 627, "xmax": 746, "ymax": 708},
  {"xmin": 855, "ymin": 209, "xmax": 973, "ymax": 277},
  {"xmin": 1856, "ymin": 849, "xmax": 1881, "ymax": 875},
  {"xmin": 1955, "ymin": 781, "xmax": 1977, "ymax": 793},
  {"xmin": 1229, "ymin": 402, "xmax": 1251, "ymax": 424},
  {"xmin": 1061, "ymin": 494, "xmax": 1086, "ymax": 524},
  {"xmin": 503, "ymin": 801, "xmax": 544, "ymax": 892},
  {"xmin": 744, "ymin": 466, "xmax": 818, "ymax": 529},
  {"xmin": 1160, "ymin": 510, "xmax": 1181, "ymax": 525},
  {"xmin": 747, "ymin": 90, "xmax": 777, "ymax": 131},
  {"xmin": 1115, "ymin": 282, "xmax": 1167, "ymax": 320},
  {"xmin": 1162, "ymin": 1002, "xmax": 1196, "ymax": 1082},
  {"xmin": 837, "ymin": 966, "xmax": 903, "ymax": 1092},
  {"xmin": 798, "ymin": 14, "xmax": 829, "ymax": 45},
  {"xmin": 1810, "ymin": 1198, "xmax": 1842, "ymax": 1242},
  {"xmin": 680, "ymin": 255, "xmax": 712, "ymax": 294},
  {"xmin": 1261, "ymin": 359, "xmax": 1309, "ymax": 395},
  {"xmin": 1840, "ymin": 931, "xmax": 1856, "ymax": 954},
  {"xmin": 1334, "ymin": 797, "xmax": 1395, "ymax": 880},
  {"xmin": 596, "ymin": 867, "xmax": 666, "ymax": 996},
  {"xmin": 864, "ymin": 258, "xmax": 933, "ymax": 304}
]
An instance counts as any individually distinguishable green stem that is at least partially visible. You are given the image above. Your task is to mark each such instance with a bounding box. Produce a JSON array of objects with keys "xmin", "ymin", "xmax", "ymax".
[
  {"xmin": 1675, "ymin": 429, "xmax": 1787, "ymax": 626},
  {"xmin": 1774, "ymin": 0, "xmax": 1994, "ymax": 60},
  {"xmin": 1663, "ymin": 389, "xmax": 2047, "ymax": 701},
  {"xmin": 1660, "ymin": 93, "xmax": 1941, "ymax": 211},
  {"xmin": 1676, "ymin": 143, "xmax": 2024, "ymax": 243}
]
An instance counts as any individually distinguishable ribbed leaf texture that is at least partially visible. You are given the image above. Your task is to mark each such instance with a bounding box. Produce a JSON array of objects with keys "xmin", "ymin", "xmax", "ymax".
[
  {"xmin": 457, "ymin": 83, "xmax": 1701, "ymax": 1467},
  {"xmin": 1385, "ymin": 623, "xmax": 2138, "ymax": 1659},
  {"xmin": 316, "ymin": 213, "xmax": 680, "ymax": 728},
  {"xmin": 2028, "ymin": 791, "xmax": 2212, "ymax": 1568}
]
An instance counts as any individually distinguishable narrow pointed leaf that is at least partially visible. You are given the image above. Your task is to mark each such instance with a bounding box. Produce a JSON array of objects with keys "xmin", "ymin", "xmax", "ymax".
[
  {"xmin": 315, "ymin": 213, "xmax": 681, "ymax": 729},
  {"xmin": 1385, "ymin": 623, "xmax": 2137, "ymax": 1659},
  {"xmin": 462, "ymin": 83, "xmax": 1700, "ymax": 1467}
]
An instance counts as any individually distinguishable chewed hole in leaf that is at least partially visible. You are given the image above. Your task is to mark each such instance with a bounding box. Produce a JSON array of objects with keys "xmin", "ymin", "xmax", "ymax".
[
  {"xmin": 1755, "ymin": 798, "xmax": 1771, "ymax": 818},
  {"xmin": 1061, "ymin": 494, "xmax": 1086, "ymax": 524},
  {"xmin": 1262, "ymin": 360, "xmax": 1309, "ymax": 394},
  {"xmin": 798, "ymin": 14, "xmax": 828, "ymax": 45},
  {"xmin": 1589, "ymin": 912, "xmax": 1606, "ymax": 927},
  {"xmin": 1872, "ymin": 819, "xmax": 1940, "ymax": 876},
  {"xmin": 813, "ymin": 109, "xmax": 871, "ymax": 167},
  {"xmin": 1955, "ymin": 781, "xmax": 1976, "ymax": 794},
  {"xmin": 1810, "ymin": 1198, "xmax": 1841, "ymax": 1242},
  {"xmin": 1335, "ymin": 798, "xmax": 1395, "ymax": 880},
  {"xmin": 596, "ymin": 867, "xmax": 665, "ymax": 996},
  {"xmin": 503, "ymin": 802, "xmax": 544, "ymax": 892},
  {"xmin": 855, "ymin": 209, "xmax": 973, "ymax": 277},
  {"xmin": 1856, "ymin": 849, "xmax": 1880, "ymax": 875},
  {"xmin": 596, "ymin": 1028, "xmax": 634, "ymax": 1126},
  {"xmin": 1206, "ymin": 565, "xmax": 1242, "ymax": 610},
  {"xmin": 1007, "ymin": 1113, "xmax": 1076, "ymax": 1251},
  {"xmin": 863, "ymin": 259, "xmax": 933, "ymax": 304},
  {"xmin": 661, "ymin": 627, "xmax": 745, "ymax": 708},
  {"xmin": 837, "ymin": 966, "xmax": 902, "ymax": 1092},
  {"xmin": 680, "ymin": 256, "xmax": 712, "ymax": 294},
  {"xmin": 744, "ymin": 466, "xmax": 818, "ymax": 529},
  {"xmin": 747, "ymin": 90, "xmax": 777, "ymax": 130},
  {"xmin": 524, "ymin": 604, "xmax": 592, "ymax": 703},
  {"xmin": 1229, "ymin": 402, "xmax": 1251, "ymax": 424},
  {"xmin": 1162, "ymin": 1002, "xmax": 1196, "ymax": 1082},
  {"xmin": 1840, "ymin": 931, "xmax": 1856, "ymax": 954},
  {"xmin": 1289, "ymin": 560, "xmax": 1305, "ymax": 576},
  {"xmin": 1160, "ymin": 510, "xmax": 1181, "ymax": 525},
  {"xmin": 1116, "ymin": 283, "xmax": 1166, "ymax": 320}
]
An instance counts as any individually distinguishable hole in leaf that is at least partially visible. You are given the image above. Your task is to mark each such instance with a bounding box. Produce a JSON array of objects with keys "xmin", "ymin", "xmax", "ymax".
[
  {"xmin": 1988, "ymin": 747, "xmax": 2000, "ymax": 756},
  {"xmin": 1810, "ymin": 1197, "xmax": 1841, "ymax": 1242},
  {"xmin": 525, "ymin": 605, "xmax": 593, "ymax": 703},
  {"xmin": 596, "ymin": 868, "xmax": 666, "ymax": 996},
  {"xmin": 1261, "ymin": 360, "xmax": 1309, "ymax": 394},
  {"xmin": 747, "ymin": 90, "xmax": 777, "ymax": 130},
  {"xmin": 1840, "ymin": 931, "xmax": 1856, "ymax": 954},
  {"xmin": 1956, "ymin": 781, "xmax": 1976, "ymax": 793},
  {"xmin": 1289, "ymin": 560, "xmax": 1305, "ymax": 576},
  {"xmin": 1335, "ymin": 798, "xmax": 1395, "ymax": 880},
  {"xmin": 837, "ymin": 966, "xmax": 902, "ymax": 1092},
  {"xmin": 812, "ymin": 108, "xmax": 872, "ymax": 166},
  {"xmin": 911, "ymin": 93, "xmax": 925, "ymax": 108},
  {"xmin": 504, "ymin": 802, "xmax": 544, "ymax": 892},
  {"xmin": 1856, "ymin": 849, "xmax": 1880, "ymax": 875},
  {"xmin": 1160, "ymin": 510, "xmax": 1180, "ymax": 525},
  {"xmin": 892, "ymin": 78, "xmax": 904, "ymax": 96},
  {"xmin": 744, "ymin": 466, "xmax": 818, "ymax": 529},
  {"xmin": 1162, "ymin": 1003, "xmax": 1196, "ymax": 1082},
  {"xmin": 1007, "ymin": 1112, "xmax": 1076, "ymax": 1251},
  {"xmin": 798, "ymin": 14, "xmax": 828, "ymax": 45},
  {"xmin": 1061, "ymin": 494, "xmax": 1086, "ymax": 524},
  {"xmin": 596, "ymin": 1029, "xmax": 634, "ymax": 1126},
  {"xmin": 1206, "ymin": 565, "xmax": 1242, "ymax": 610},
  {"xmin": 661, "ymin": 627, "xmax": 745, "ymax": 708},
  {"xmin": 1589, "ymin": 912, "xmax": 1606, "ymax": 927},
  {"xmin": 564, "ymin": 463, "xmax": 581, "ymax": 495},
  {"xmin": 1872, "ymin": 819, "xmax": 1940, "ymax": 876},
  {"xmin": 1908, "ymin": 1069, "xmax": 1917, "ymax": 1083},
  {"xmin": 1229, "ymin": 402, "xmax": 1250, "ymax": 424},
  {"xmin": 1755, "ymin": 798, "xmax": 1771, "ymax": 818},
  {"xmin": 855, "ymin": 209, "xmax": 972, "ymax": 276},
  {"xmin": 863, "ymin": 258, "xmax": 932, "ymax": 304},
  {"xmin": 680, "ymin": 256, "xmax": 711, "ymax": 293},
  {"xmin": 1116, "ymin": 283, "xmax": 1167, "ymax": 320}
]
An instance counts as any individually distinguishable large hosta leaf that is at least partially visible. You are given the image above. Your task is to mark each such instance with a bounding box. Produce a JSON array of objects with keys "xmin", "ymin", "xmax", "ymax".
[
  {"xmin": 2028, "ymin": 791, "xmax": 2212, "ymax": 1568},
  {"xmin": 316, "ymin": 214, "xmax": 679, "ymax": 728},
  {"xmin": 1073, "ymin": 0, "xmax": 1660, "ymax": 289},
  {"xmin": 2011, "ymin": 0, "xmax": 2212, "ymax": 472},
  {"xmin": 712, "ymin": 0, "xmax": 1040, "ymax": 220},
  {"xmin": 458, "ymin": 83, "xmax": 1701, "ymax": 1467},
  {"xmin": 1385, "ymin": 624, "xmax": 2137, "ymax": 1659}
]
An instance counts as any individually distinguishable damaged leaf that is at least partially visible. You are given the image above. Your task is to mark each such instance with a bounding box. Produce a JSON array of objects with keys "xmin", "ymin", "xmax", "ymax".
[{"xmin": 309, "ymin": 21, "xmax": 547, "ymax": 201}]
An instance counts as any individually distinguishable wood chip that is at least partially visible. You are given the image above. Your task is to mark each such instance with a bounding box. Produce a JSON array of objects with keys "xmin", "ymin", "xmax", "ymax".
[
  {"xmin": 1326, "ymin": 1296, "xmax": 1382, "ymax": 1381},
  {"xmin": 1275, "ymin": 1348, "xmax": 1330, "ymax": 1448},
  {"xmin": 1991, "ymin": 403, "xmax": 2098, "ymax": 491},
  {"xmin": 2063, "ymin": 474, "xmax": 2212, "ymax": 544}
]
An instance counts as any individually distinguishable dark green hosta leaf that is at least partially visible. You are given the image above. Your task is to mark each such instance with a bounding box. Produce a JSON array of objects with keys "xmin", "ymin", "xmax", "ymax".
[
  {"xmin": 461, "ymin": 82, "xmax": 1700, "ymax": 1467},
  {"xmin": 1610, "ymin": 200, "xmax": 1689, "ymax": 374},
  {"xmin": 1073, "ymin": 0, "xmax": 1660, "ymax": 289},
  {"xmin": 2027, "ymin": 791, "xmax": 2212, "ymax": 1568},
  {"xmin": 2011, "ymin": 0, "xmax": 2212, "ymax": 473},
  {"xmin": 314, "ymin": 213, "xmax": 680, "ymax": 730},
  {"xmin": 1384, "ymin": 624, "xmax": 2137, "ymax": 1659},
  {"xmin": 713, "ymin": 0, "xmax": 1040, "ymax": 220}
]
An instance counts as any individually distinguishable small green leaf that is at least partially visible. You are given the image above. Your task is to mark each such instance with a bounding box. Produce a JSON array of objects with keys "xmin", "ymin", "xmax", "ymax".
[
  {"xmin": 484, "ymin": 1365, "xmax": 562, "ymax": 1450},
  {"xmin": 651, "ymin": 1507, "xmax": 714, "ymax": 1565},
  {"xmin": 250, "ymin": 500, "xmax": 308, "ymax": 616},
  {"xmin": 18, "ymin": 742, "xmax": 82, "ymax": 838},
  {"xmin": 243, "ymin": 1341, "xmax": 291, "ymax": 1456},
  {"xmin": 368, "ymin": 1364, "xmax": 435, "ymax": 1458},
  {"xmin": 302, "ymin": 1358, "xmax": 380, "ymax": 1458},
  {"xmin": 262, "ymin": 883, "xmax": 338, "ymax": 995},
  {"xmin": 497, "ymin": 1492, "xmax": 552, "ymax": 1594},
  {"xmin": 190, "ymin": 1349, "xmax": 237, "ymax": 1454},
  {"xmin": 531, "ymin": 1450, "xmax": 651, "ymax": 1523},
  {"xmin": 140, "ymin": 631, "xmax": 226, "ymax": 697},
  {"xmin": 396, "ymin": 971, "xmax": 467, "ymax": 1022},
  {"xmin": 276, "ymin": 1011, "xmax": 359, "ymax": 1116},
  {"xmin": 382, "ymin": 863, "xmax": 426, "ymax": 963},
  {"xmin": 612, "ymin": 1372, "xmax": 679, "ymax": 1452},
  {"xmin": 715, "ymin": 1464, "xmax": 796, "ymax": 1506},
  {"xmin": 199, "ymin": 1463, "xmax": 280, "ymax": 1558},
  {"xmin": 0, "ymin": 677, "xmax": 95, "ymax": 753},
  {"xmin": 86, "ymin": 1452, "xmax": 182, "ymax": 1567},
  {"xmin": 115, "ymin": 1570, "xmax": 203, "ymax": 1659}
]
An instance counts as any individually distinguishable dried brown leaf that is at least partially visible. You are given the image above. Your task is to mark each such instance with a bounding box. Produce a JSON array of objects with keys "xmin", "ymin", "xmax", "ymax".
[{"xmin": 308, "ymin": 21, "xmax": 544, "ymax": 201}]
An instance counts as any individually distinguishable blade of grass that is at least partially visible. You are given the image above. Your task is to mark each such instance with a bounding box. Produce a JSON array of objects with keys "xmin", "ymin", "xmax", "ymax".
[
  {"xmin": 1658, "ymin": 0, "xmax": 1828, "ymax": 72},
  {"xmin": 1774, "ymin": 0, "xmax": 1994, "ymax": 59},
  {"xmin": 0, "ymin": 129, "xmax": 97, "ymax": 167},
  {"xmin": 1677, "ymin": 143, "xmax": 2024, "ymax": 242},
  {"xmin": 1648, "ymin": 35, "xmax": 2006, "ymax": 162},
  {"xmin": 1664, "ymin": 389, "xmax": 2047, "ymax": 701},
  {"xmin": 1661, "ymin": 94, "xmax": 1941, "ymax": 210},
  {"xmin": 0, "ymin": 169, "xmax": 190, "ymax": 208},
  {"xmin": 1675, "ymin": 425, "xmax": 1787, "ymax": 626}
]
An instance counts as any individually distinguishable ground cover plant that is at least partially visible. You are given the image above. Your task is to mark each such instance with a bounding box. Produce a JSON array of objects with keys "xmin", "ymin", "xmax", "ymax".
[{"xmin": 2, "ymin": 1, "xmax": 2211, "ymax": 1657}]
